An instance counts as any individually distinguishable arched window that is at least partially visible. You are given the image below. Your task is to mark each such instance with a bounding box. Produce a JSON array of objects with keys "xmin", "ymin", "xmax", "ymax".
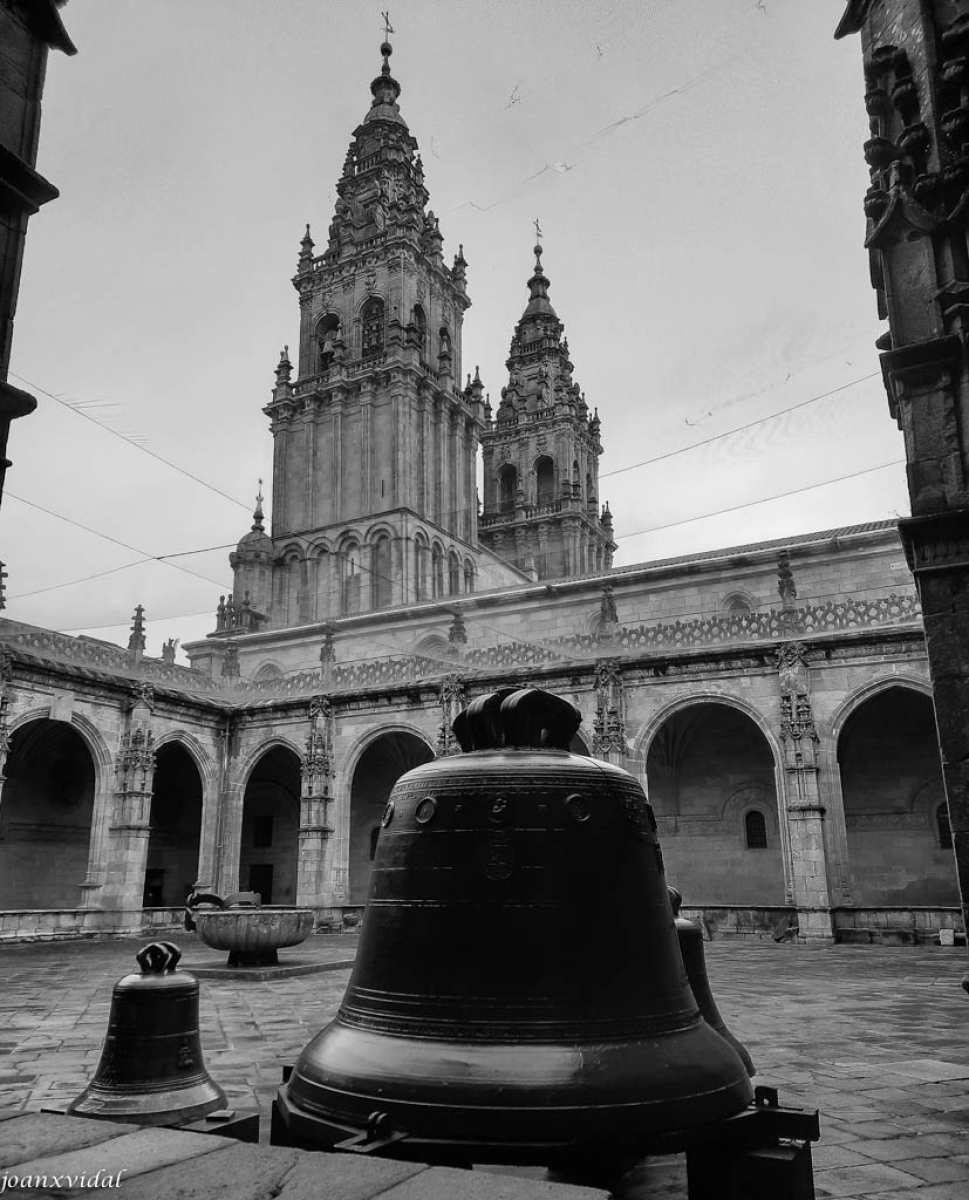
[
  {"xmin": 464, "ymin": 559, "xmax": 475, "ymax": 593},
  {"xmin": 448, "ymin": 551, "xmax": 461, "ymax": 596},
  {"xmin": 498, "ymin": 464, "xmax": 517, "ymax": 513},
  {"xmin": 361, "ymin": 297, "xmax": 385, "ymax": 357},
  {"xmin": 535, "ymin": 456, "xmax": 555, "ymax": 507},
  {"xmin": 414, "ymin": 538, "xmax": 429, "ymax": 602},
  {"xmin": 744, "ymin": 810, "xmax": 768, "ymax": 850},
  {"xmin": 432, "ymin": 545, "xmax": 445, "ymax": 598},
  {"xmin": 372, "ymin": 535, "xmax": 392, "ymax": 610},
  {"xmin": 723, "ymin": 593, "xmax": 753, "ymax": 616},
  {"xmin": 316, "ymin": 313, "xmax": 340, "ymax": 371},
  {"xmin": 937, "ymin": 802, "xmax": 953, "ymax": 850},
  {"xmin": 343, "ymin": 544, "xmax": 361, "ymax": 615},
  {"xmin": 412, "ymin": 304, "xmax": 427, "ymax": 356}
]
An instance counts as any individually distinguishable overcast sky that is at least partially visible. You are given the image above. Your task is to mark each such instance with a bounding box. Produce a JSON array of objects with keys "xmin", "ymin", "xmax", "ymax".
[{"xmin": 2, "ymin": 0, "xmax": 904, "ymax": 658}]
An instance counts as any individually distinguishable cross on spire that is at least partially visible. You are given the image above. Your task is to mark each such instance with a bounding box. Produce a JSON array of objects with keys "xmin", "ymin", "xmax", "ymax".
[
  {"xmin": 382, "ymin": 11, "xmax": 394, "ymax": 40},
  {"xmin": 534, "ymin": 218, "xmax": 543, "ymax": 247}
]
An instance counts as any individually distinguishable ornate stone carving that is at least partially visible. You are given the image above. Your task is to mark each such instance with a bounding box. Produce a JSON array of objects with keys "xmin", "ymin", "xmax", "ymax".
[
  {"xmin": 436, "ymin": 673, "xmax": 465, "ymax": 757},
  {"xmin": 591, "ymin": 657, "xmax": 626, "ymax": 761}
]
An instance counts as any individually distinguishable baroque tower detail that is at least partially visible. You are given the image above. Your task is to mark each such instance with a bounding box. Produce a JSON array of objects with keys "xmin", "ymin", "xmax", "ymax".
[
  {"xmin": 478, "ymin": 244, "xmax": 616, "ymax": 580},
  {"xmin": 229, "ymin": 39, "xmax": 523, "ymax": 631}
]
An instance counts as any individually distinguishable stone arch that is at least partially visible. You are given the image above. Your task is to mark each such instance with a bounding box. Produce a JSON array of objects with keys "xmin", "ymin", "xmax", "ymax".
[
  {"xmin": 0, "ymin": 716, "xmax": 98, "ymax": 909},
  {"xmin": 829, "ymin": 674, "xmax": 934, "ymax": 742},
  {"xmin": 370, "ymin": 530, "xmax": 394, "ymax": 610},
  {"xmin": 534, "ymin": 454, "xmax": 555, "ymax": 507},
  {"xmin": 315, "ymin": 311, "xmax": 341, "ymax": 371},
  {"xmin": 414, "ymin": 631, "xmax": 451, "ymax": 664},
  {"xmin": 345, "ymin": 724, "xmax": 435, "ymax": 906},
  {"xmin": 253, "ymin": 662, "xmax": 284, "ymax": 684},
  {"xmin": 360, "ymin": 294, "xmax": 386, "ymax": 357},
  {"xmin": 641, "ymin": 696, "xmax": 786, "ymax": 906},
  {"xmin": 143, "ymin": 741, "xmax": 203, "ymax": 907},
  {"xmin": 414, "ymin": 531, "xmax": 431, "ymax": 602},
  {"xmin": 238, "ymin": 741, "xmax": 302, "ymax": 905},
  {"xmin": 448, "ymin": 549, "xmax": 461, "ymax": 595},
  {"xmin": 431, "ymin": 542, "xmax": 446, "ymax": 598},
  {"xmin": 153, "ymin": 729, "xmax": 216, "ymax": 795},
  {"xmin": 836, "ymin": 681, "xmax": 953, "ymax": 905},
  {"xmin": 498, "ymin": 462, "xmax": 518, "ymax": 513},
  {"xmin": 237, "ymin": 735, "xmax": 303, "ymax": 790},
  {"xmin": 635, "ymin": 691, "xmax": 783, "ymax": 768},
  {"xmin": 411, "ymin": 302, "xmax": 427, "ymax": 356},
  {"xmin": 719, "ymin": 590, "xmax": 757, "ymax": 616}
]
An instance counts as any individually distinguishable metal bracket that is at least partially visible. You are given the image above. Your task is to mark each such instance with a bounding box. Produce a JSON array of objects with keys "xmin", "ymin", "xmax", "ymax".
[{"xmin": 333, "ymin": 1111, "xmax": 410, "ymax": 1155}]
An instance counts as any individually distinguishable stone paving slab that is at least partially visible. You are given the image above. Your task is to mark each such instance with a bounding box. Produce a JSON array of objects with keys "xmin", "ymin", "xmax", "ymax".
[{"xmin": 1, "ymin": 939, "xmax": 968, "ymax": 1197}]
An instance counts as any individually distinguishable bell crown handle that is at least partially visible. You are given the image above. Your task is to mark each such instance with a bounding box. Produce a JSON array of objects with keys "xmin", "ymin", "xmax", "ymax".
[
  {"xmin": 136, "ymin": 941, "xmax": 182, "ymax": 974},
  {"xmin": 453, "ymin": 687, "xmax": 581, "ymax": 752}
]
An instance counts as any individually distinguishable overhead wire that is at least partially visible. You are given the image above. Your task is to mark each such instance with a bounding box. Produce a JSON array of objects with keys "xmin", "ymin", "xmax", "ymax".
[
  {"xmin": 5, "ymin": 361, "xmax": 889, "ymax": 604},
  {"xmin": 7, "ymin": 370, "xmax": 255, "ymax": 514}
]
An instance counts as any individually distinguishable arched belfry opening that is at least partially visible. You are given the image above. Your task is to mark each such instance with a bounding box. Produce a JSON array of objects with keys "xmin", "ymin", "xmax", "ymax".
[
  {"xmin": 535, "ymin": 456, "xmax": 555, "ymax": 507},
  {"xmin": 348, "ymin": 731, "xmax": 434, "ymax": 905},
  {"xmin": 143, "ymin": 743, "xmax": 203, "ymax": 908},
  {"xmin": 361, "ymin": 296, "xmax": 385, "ymax": 358},
  {"xmin": 240, "ymin": 745, "xmax": 301, "ymax": 904},
  {"xmin": 498, "ymin": 464, "xmax": 518, "ymax": 513},
  {"xmin": 0, "ymin": 719, "xmax": 96, "ymax": 909},
  {"xmin": 645, "ymin": 703, "xmax": 782, "ymax": 904},
  {"xmin": 316, "ymin": 313, "xmax": 340, "ymax": 371},
  {"xmin": 838, "ymin": 686, "xmax": 954, "ymax": 905}
]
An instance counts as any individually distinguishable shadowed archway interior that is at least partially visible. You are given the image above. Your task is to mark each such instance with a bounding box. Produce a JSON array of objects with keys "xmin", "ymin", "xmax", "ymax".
[
  {"xmin": 0, "ymin": 719, "xmax": 96, "ymax": 909},
  {"xmin": 143, "ymin": 742, "xmax": 203, "ymax": 907},
  {"xmin": 645, "ymin": 703, "xmax": 783, "ymax": 905},
  {"xmin": 838, "ymin": 686, "xmax": 954, "ymax": 906},
  {"xmin": 240, "ymin": 745, "xmax": 301, "ymax": 905},
  {"xmin": 349, "ymin": 732, "xmax": 434, "ymax": 905}
]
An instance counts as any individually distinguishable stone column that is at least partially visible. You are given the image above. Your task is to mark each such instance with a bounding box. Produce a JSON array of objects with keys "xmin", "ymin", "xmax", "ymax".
[
  {"xmin": 777, "ymin": 644, "xmax": 834, "ymax": 942},
  {"xmin": 591, "ymin": 658, "xmax": 628, "ymax": 768},
  {"xmin": 209, "ymin": 717, "xmax": 239, "ymax": 896},
  {"xmin": 101, "ymin": 690, "xmax": 156, "ymax": 929},
  {"xmin": 297, "ymin": 696, "xmax": 335, "ymax": 908},
  {"xmin": 837, "ymin": 0, "xmax": 969, "ymax": 954}
]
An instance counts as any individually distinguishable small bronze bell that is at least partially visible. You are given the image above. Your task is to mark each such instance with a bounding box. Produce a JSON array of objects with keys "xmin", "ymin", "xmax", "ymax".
[
  {"xmin": 274, "ymin": 688, "xmax": 753, "ymax": 1164},
  {"xmin": 669, "ymin": 887, "xmax": 756, "ymax": 1077},
  {"xmin": 69, "ymin": 941, "xmax": 226, "ymax": 1127}
]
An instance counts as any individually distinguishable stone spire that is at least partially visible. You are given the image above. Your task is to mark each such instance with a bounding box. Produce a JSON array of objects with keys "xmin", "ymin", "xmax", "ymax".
[
  {"xmin": 127, "ymin": 604, "xmax": 145, "ymax": 667},
  {"xmin": 478, "ymin": 239, "xmax": 616, "ymax": 580}
]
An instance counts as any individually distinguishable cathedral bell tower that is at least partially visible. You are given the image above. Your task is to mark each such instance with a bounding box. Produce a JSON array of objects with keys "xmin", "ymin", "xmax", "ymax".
[
  {"xmin": 478, "ymin": 243, "xmax": 616, "ymax": 580},
  {"xmin": 245, "ymin": 38, "xmax": 487, "ymax": 628}
]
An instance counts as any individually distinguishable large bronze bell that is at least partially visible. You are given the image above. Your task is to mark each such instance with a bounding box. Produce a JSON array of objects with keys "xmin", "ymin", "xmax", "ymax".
[
  {"xmin": 69, "ymin": 941, "xmax": 226, "ymax": 1126},
  {"xmin": 274, "ymin": 688, "xmax": 753, "ymax": 1164},
  {"xmin": 669, "ymin": 886, "xmax": 756, "ymax": 1077}
]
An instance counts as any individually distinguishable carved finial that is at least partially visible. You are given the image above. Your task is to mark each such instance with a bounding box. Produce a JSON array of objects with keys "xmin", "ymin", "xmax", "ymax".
[
  {"xmin": 380, "ymin": 11, "xmax": 394, "ymax": 73},
  {"xmin": 252, "ymin": 480, "xmax": 265, "ymax": 532},
  {"xmin": 128, "ymin": 604, "xmax": 146, "ymax": 652}
]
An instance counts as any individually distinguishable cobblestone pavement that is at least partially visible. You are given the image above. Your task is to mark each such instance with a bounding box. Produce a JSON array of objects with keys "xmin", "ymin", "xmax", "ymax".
[{"xmin": 1, "ymin": 936, "xmax": 968, "ymax": 1198}]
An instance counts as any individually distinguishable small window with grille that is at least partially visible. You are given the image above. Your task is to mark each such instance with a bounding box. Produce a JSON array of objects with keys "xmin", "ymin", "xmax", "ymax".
[{"xmin": 744, "ymin": 809, "xmax": 768, "ymax": 850}]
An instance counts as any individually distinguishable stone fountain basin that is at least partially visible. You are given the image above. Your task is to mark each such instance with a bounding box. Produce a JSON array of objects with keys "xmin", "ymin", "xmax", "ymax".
[{"xmin": 193, "ymin": 907, "xmax": 315, "ymax": 966}]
